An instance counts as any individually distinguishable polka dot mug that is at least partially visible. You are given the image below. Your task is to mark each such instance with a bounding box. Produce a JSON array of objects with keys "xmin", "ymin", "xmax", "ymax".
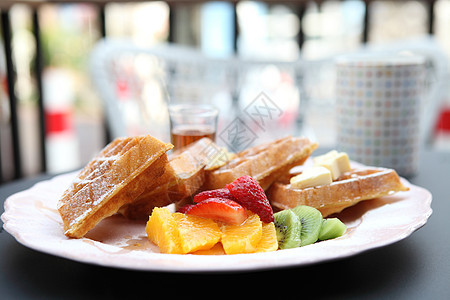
[{"xmin": 336, "ymin": 54, "xmax": 426, "ymax": 177}]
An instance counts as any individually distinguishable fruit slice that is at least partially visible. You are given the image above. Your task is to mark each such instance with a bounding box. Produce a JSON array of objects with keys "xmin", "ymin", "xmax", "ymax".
[
  {"xmin": 186, "ymin": 198, "xmax": 247, "ymax": 225},
  {"xmin": 318, "ymin": 218, "xmax": 347, "ymax": 241},
  {"xmin": 146, "ymin": 207, "xmax": 182, "ymax": 254},
  {"xmin": 256, "ymin": 222, "xmax": 278, "ymax": 252},
  {"xmin": 291, "ymin": 205, "xmax": 323, "ymax": 246},
  {"xmin": 192, "ymin": 243, "xmax": 226, "ymax": 255},
  {"xmin": 274, "ymin": 210, "xmax": 302, "ymax": 249},
  {"xmin": 226, "ymin": 175, "xmax": 274, "ymax": 223},
  {"xmin": 172, "ymin": 213, "xmax": 222, "ymax": 253},
  {"xmin": 177, "ymin": 204, "xmax": 195, "ymax": 214},
  {"xmin": 193, "ymin": 188, "xmax": 237, "ymax": 203},
  {"xmin": 221, "ymin": 213, "xmax": 262, "ymax": 254}
]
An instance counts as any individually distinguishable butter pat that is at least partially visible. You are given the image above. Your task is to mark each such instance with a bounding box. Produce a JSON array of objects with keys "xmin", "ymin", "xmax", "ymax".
[
  {"xmin": 313, "ymin": 150, "xmax": 351, "ymax": 180},
  {"xmin": 290, "ymin": 166, "xmax": 333, "ymax": 189},
  {"xmin": 313, "ymin": 150, "xmax": 339, "ymax": 164}
]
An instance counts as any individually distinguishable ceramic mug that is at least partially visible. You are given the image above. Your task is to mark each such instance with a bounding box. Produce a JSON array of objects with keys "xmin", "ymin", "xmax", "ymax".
[{"xmin": 335, "ymin": 54, "xmax": 426, "ymax": 177}]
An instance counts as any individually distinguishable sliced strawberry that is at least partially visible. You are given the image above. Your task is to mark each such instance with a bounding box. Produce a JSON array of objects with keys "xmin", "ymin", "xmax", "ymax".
[
  {"xmin": 186, "ymin": 198, "xmax": 247, "ymax": 225},
  {"xmin": 177, "ymin": 204, "xmax": 195, "ymax": 214},
  {"xmin": 193, "ymin": 188, "xmax": 237, "ymax": 203},
  {"xmin": 226, "ymin": 175, "xmax": 274, "ymax": 223}
]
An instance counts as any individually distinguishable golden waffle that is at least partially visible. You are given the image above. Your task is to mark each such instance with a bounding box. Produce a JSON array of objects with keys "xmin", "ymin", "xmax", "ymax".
[
  {"xmin": 57, "ymin": 135, "xmax": 173, "ymax": 238},
  {"xmin": 119, "ymin": 138, "xmax": 231, "ymax": 220},
  {"xmin": 204, "ymin": 136, "xmax": 318, "ymax": 190},
  {"xmin": 267, "ymin": 167, "xmax": 409, "ymax": 217}
]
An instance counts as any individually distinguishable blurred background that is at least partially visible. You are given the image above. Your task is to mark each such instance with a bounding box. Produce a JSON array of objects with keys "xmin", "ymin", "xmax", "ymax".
[{"xmin": 1, "ymin": 0, "xmax": 450, "ymax": 182}]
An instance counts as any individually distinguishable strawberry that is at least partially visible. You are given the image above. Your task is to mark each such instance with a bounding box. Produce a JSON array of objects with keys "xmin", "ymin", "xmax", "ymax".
[
  {"xmin": 193, "ymin": 188, "xmax": 237, "ymax": 203},
  {"xmin": 225, "ymin": 175, "xmax": 274, "ymax": 223},
  {"xmin": 177, "ymin": 204, "xmax": 195, "ymax": 214},
  {"xmin": 185, "ymin": 198, "xmax": 247, "ymax": 225}
]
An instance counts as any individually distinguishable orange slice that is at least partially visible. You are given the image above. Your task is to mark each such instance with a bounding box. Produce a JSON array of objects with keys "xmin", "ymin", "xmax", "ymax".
[
  {"xmin": 220, "ymin": 213, "xmax": 262, "ymax": 254},
  {"xmin": 146, "ymin": 207, "xmax": 182, "ymax": 254},
  {"xmin": 192, "ymin": 243, "xmax": 226, "ymax": 255},
  {"xmin": 172, "ymin": 213, "xmax": 222, "ymax": 253},
  {"xmin": 256, "ymin": 222, "xmax": 278, "ymax": 252}
]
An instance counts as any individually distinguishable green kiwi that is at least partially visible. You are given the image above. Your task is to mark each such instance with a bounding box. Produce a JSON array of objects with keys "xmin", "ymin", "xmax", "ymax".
[
  {"xmin": 291, "ymin": 205, "xmax": 323, "ymax": 246},
  {"xmin": 318, "ymin": 218, "xmax": 347, "ymax": 241},
  {"xmin": 274, "ymin": 210, "xmax": 302, "ymax": 249}
]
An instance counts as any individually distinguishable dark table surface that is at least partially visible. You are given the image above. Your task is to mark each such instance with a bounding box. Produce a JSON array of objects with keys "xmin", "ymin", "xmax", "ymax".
[{"xmin": 1, "ymin": 148, "xmax": 449, "ymax": 299}]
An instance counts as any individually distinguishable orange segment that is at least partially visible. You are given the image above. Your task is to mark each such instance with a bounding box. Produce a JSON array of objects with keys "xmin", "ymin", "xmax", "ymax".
[
  {"xmin": 172, "ymin": 213, "xmax": 222, "ymax": 253},
  {"xmin": 145, "ymin": 207, "xmax": 182, "ymax": 254},
  {"xmin": 192, "ymin": 243, "xmax": 226, "ymax": 255},
  {"xmin": 221, "ymin": 213, "xmax": 262, "ymax": 254},
  {"xmin": 256, "ymin": 222, "xmax": 278, "ymax": 252}
]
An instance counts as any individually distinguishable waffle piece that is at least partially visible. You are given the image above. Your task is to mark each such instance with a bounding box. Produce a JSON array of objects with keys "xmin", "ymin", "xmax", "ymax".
[
  {"xmin": 119, "ymin": 138, "xmax": 230, "ymax": 220},
  {"xmin": 204, "ymin": 136, "xmax": 318, "ymax": 191},
  {"xmin": 267, "ymin": 167, "xmax": 409, "ymax": 217},
  {"xmin": 57, "ymin": 135, "xmax": 173, "ymax": 238}
]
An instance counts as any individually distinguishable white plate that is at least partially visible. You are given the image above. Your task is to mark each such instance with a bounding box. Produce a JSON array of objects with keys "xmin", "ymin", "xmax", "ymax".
[{"xmin": 1, "ymin": 171, "xmax": 432, "ymax": 272}]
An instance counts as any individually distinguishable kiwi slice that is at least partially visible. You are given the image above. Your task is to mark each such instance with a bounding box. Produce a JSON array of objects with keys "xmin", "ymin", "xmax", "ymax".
[
  {"xmin": 318, "ymin": 218, "xmax": 347, "ymax": 241},
  {"xmin": 274, "ymin": 210, "xmax": 302, "ymax": 249},
  {"xmin": 291, "ymin": 205, "xmax": 323, "ymax": 246}
]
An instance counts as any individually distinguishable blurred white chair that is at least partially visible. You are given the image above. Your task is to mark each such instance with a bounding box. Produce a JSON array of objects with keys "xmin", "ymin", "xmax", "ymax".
[
  {"xmin": 89, "ymin": 38, "xmax": 304, "ymax": 150},
  {"xmin": 89, "ymin": 39, "xmax": 230, "ymax": 142}
]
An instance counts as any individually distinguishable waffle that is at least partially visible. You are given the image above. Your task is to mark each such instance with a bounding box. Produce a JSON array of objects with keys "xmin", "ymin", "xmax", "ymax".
[
  {"xmin": 119, "ymin": 138, "xmax": 229, "ymax": 220},
  {"xmin": 267, "ymin": 167, "xmax": 409, "ymax": 217},
  {"xmin": 57, "ymin": 135, "xmax": 173, "ymax": 238},
  {"xmin": 204, "ymin": 136, "xmax": 318, "ymax": 190}
]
